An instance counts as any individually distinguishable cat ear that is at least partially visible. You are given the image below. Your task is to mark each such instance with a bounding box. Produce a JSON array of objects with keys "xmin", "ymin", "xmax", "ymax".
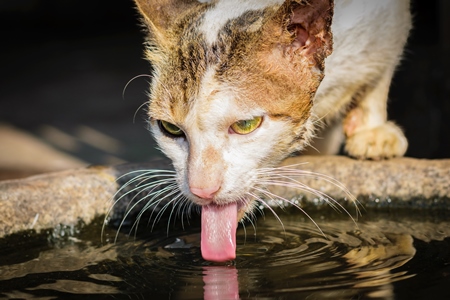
[
  {"xmin": 265, "ymin": 0, "xmax": 334, "ymax": 70},
  {"xmin": 134, "ymin": 0, "xmax": 201, "ymax": 40}
]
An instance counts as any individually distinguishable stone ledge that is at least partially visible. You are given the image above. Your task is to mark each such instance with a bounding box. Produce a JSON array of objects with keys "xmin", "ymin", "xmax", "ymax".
[
  {"xmin": 273, "ymin": 156, "xmax": 450, "ymax": 208},
  {"xmin": 0, "ymin": 156, "xmax": 449, "ymax": 238}
]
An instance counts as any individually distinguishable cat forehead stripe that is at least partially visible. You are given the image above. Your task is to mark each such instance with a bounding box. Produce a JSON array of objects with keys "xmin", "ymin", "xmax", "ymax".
[{"xmin": 198, "ymin": 0, "xmax": 283, "ymax": 45}]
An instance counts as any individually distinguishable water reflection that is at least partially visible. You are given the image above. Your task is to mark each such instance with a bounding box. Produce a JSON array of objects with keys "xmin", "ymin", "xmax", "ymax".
[
  {"xmin": 0, "ymin": 211, "xmax": 449, "ymax": 299},
  {"xmin": 203, "ymin": 266, "xmax": 239, "ymax": 300},
  {"xmin": 237, "ymin": 218, "xmax": 416, "ymax": 299}
]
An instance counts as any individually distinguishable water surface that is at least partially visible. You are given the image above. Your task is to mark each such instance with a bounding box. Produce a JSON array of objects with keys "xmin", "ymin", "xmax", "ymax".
[{"xmin": 1, "ymin": 209, "xmax": 449, "ymax": 299}]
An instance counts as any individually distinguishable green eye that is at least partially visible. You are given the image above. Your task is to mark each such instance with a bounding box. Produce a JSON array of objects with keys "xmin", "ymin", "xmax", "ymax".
[
  {"xmin": 159, "ymin": 120, "xmax": 184, "ymax": 137},
  {"xmin": 230, "ymin": 116, "xmax": 263, "ymax": 135}
]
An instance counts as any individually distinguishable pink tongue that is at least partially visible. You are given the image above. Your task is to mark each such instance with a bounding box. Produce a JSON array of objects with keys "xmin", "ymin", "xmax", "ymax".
[{"xmin": 201, "ymin": 203, "xmax": 237, "ymax": 262}]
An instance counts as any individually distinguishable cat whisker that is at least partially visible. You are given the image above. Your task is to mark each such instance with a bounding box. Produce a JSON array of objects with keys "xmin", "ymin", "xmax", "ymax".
[
  {"xmin": 241, "ymin": 222, "xmax": 248, "ymax": 245},
  {"xmin": 136, "ymin": 183, "xmax": 180, "ymax": 232},
  {"xmin": 120, "ymin": 176, "xmax": 177, "ymax": 214},
  {"xmin": 256, "ymin": 166, "xmax": 362, "ymax": 220},
  {"xmin": 250, "ymin": 164, "xmax": 362, "ymax": 235},
  {"xmin": 259, "ymin": 177, "xmax": 359, "ymax": 228},
  {"xmin": 246, "ymin": 191, "xmax": 286, "ymax": 234},
  {"xmin": 104, "ymin": 174, "xmax": 175, "ymax": 227},
  {"xmin": 164, "ymin": 192, "xmax": 192, "ymax": 235},
  {"xmin": 114, "ymin": 170, "xmax": 176, "ymax": 203},
  {"xmin": 133, "ymin": 102, "xmax": 149, "ymax": 124},
  {"xmin": 112, "ymin": 170, "xmax": 176, "ymax": 204},
  {"xmin": 239, "ymin": 196, "xmax": 258, "ymax": 234},
  {"xmin": 257, "ymin": 178, "xmax": 342, "ymax": 213},
  {"xmin": 253, "ymin": 187, "xmax": 326, "ymax": 237},
  {"xmin": 122, "ymin": 74, "xmax": 153, "ymax": 100},
  {"xmin": 240, "ymin": 195, "xmax": 264, "ymax": 244},
  {"xmin": 175, "ymin": 196, "xmax": 195, "ymax": 230},
  {"xmin": 101, "ymin": 169, "xmax": 178, "ymax": 243},
  {"xmin": 122, "ymin": 74, "xmax": 154, "ymax": 123},
  {"xmin": 117, "ymin": 181, "xmax": 178, "ymax": 242},
  {"xmin": 116, "ymin": 169, "xmax": 176, "ymax": 186}
]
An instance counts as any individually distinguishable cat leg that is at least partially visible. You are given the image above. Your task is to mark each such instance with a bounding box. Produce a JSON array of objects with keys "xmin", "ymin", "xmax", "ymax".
[{"xmin": 343, "ymin": 69, "xmax": 408, "ymax": 160}]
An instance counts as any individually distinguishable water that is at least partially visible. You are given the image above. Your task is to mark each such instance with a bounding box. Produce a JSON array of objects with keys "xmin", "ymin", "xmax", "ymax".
[{"xmin": 1, "ymin": 209, "xmax": 449, "ymax": 299}]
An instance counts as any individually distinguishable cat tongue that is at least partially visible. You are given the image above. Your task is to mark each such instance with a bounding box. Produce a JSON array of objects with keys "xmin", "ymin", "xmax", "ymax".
[{"xmin": 201, "ymin": 203, "xmax": 237, "ymax": 262}]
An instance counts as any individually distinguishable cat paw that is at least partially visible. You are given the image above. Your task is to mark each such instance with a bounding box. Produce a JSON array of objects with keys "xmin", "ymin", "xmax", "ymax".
[{"xmin": 344, "ymin": 122, "xmax": 408, "ymax": 160}]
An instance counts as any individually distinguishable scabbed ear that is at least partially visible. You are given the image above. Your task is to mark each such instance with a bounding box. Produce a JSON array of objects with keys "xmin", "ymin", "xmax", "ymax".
[
  {"xmin": 266, "ymin": 0, "xmax": 333, "ymax": 70},
  {"xmin": 134, "ymin": 0, "xmax": 201, "ymax": 40}
]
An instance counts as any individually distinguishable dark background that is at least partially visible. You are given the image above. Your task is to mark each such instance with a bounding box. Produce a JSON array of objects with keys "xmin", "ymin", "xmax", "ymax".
[{"xmin": 0, "ymin": 0, "xmax": 449, "ymax": 165}]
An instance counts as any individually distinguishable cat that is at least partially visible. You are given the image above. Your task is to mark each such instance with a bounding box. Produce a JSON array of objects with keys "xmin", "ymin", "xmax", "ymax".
[{"xmin": 131, "ymin": 0, "xmax": 411, "ymax": 262}]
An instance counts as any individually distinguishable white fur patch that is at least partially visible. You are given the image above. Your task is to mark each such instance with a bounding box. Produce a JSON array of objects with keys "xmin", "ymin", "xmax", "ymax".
[
  {"xmin": 314, "ymin": 0, "xmax": 411, "ymax": 118},
  {"xmin": 155, "ymin": 66, "xmax": 290, "ymax": 203},
  {"xmin": 153, "ymin": 0, "xmax": 411, "ymax": 202},
  {"xmin": 198, "ymin": 0, "xmax": 283, "ymax": 45}
]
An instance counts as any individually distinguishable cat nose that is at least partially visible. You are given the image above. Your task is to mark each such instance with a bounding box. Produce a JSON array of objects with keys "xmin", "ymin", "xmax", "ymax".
[{"xmin": 190, "ymin": 186, "xmax": 220, "ymax": 200}]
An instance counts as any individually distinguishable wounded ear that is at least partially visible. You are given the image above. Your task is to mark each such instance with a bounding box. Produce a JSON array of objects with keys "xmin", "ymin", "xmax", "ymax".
[
  {"xmin": 134, "ymin": 0, "xmax": 201, "ymax": 39},
  {"xmin": 276, "ymin": 0, "xmax": 334, "ymax": 70}
]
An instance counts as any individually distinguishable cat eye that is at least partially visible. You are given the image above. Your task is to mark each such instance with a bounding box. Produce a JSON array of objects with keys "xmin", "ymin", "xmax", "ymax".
[
  {"xmin": 158, "ymin": 120, "xmax": 185, "ymax": 137},
  {"xmin": 230, "ymin": 116, "xmax": 263, "ymax": 135}
]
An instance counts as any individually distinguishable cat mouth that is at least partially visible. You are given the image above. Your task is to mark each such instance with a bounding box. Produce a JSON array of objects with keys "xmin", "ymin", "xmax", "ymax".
[{"xmin": 200, "ymin": 201, "xmax": 248, "ymax": 262}]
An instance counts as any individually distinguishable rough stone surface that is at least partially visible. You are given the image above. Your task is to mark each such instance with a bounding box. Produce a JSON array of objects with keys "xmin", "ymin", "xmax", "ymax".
[
  {"xmin": 0, "ymin": 156, "xmax": 449, "ymax": 237},
  {"xmin": 0, "ymin": 166, "xmax": 117, "ymax": 237},
  {"xmin": 272, "ymin": 156, "xmax": 450, "ymax": 208}
]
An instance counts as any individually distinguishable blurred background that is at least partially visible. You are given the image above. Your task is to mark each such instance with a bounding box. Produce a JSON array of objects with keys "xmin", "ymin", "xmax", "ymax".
[{"xmin": 0, "ymin": 0, "xmax": 449, "ymax": 179}]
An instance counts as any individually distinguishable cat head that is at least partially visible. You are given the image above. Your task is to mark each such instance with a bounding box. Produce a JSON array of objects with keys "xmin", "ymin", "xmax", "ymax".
[{"xmin": 135, "ymin": 0, "xmax": 333, "ymax": 212}]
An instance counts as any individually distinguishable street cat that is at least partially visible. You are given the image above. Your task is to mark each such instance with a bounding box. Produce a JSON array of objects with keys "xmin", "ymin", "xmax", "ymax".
[{"xmin": 132, "ymin": 0, "xmax": 411, "ymax": 261}]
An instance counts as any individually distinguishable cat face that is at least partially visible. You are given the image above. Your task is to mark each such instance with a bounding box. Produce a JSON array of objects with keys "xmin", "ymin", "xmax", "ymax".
[{"xmin": 135, "ymin": 0, "xmax": 333, "ymax": 261}]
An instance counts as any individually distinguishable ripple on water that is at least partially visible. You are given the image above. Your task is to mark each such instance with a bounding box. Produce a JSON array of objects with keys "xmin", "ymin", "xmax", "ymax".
[
  {"xmin": 1, "ymin": 212, "xmax": 449, "ymax": 299},
  {"xmin": 102, "ymin": 214, "xmax": 418, "ymax": 299}
]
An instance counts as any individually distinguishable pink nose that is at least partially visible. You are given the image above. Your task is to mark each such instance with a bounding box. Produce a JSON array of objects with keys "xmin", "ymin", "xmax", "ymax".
[{"xmin": 190, "ymin": 186, "xmax": 220, "ymax": 200}]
